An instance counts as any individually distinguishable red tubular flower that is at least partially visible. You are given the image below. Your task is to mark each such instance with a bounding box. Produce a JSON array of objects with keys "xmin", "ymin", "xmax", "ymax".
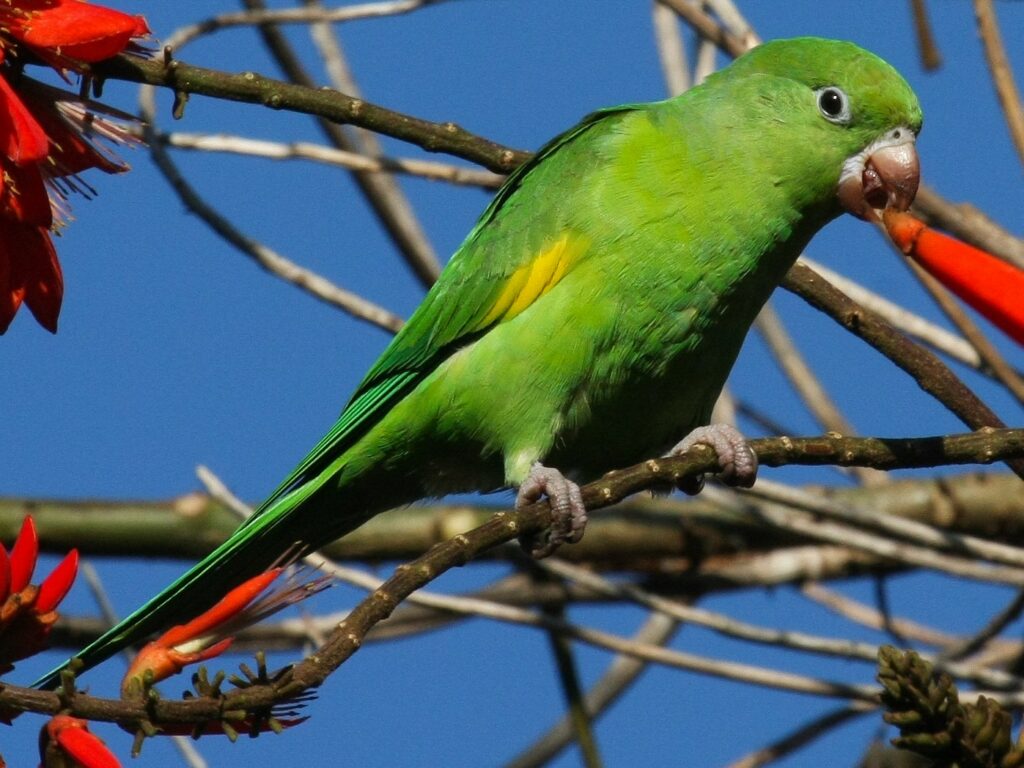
[
  {"xmin": 0, "ymin": 0, "xmax": 147, "ymax": 333},
  {"xmin": 0, "ymin": 516, "xmax": 79, "ymax": 674},
  {"xmin": 884, "ymin": 209, "xmax": 1024, "ymax": 347},
  {"xmin": 0, "ymin": 0, "xmax": 149, "ymax": 70},
  {"xmin": 122, "ymin": 568, "xmax": 331, "ymax": 694},
  {"xmin": 40, "ymin": 714, "xmax": 122, "ymax": 768}
]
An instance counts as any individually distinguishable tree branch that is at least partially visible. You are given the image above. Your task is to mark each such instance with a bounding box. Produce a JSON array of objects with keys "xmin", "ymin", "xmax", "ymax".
[
  {"xmin": 782, "ymin": 264, "xmax": 1024, "ymax": 479},
  {"xmin": 1, "ymin": 430, "xmax": 1023, "ymax": 726},
  {"xmin": 92, "ymin": 53, "xmax": 530, "ymax": 173}
]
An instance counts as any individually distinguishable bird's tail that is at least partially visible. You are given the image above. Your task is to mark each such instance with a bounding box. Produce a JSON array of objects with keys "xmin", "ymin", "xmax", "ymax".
[{"xmin": 32, "ymin": 478, "xmax": 334, "ymax": 690}]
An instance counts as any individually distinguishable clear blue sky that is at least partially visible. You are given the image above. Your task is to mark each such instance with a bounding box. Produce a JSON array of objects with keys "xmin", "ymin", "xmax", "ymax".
[{"xmin": 2, "ymin": 1, "xmax": 1023, "ymax": 765}]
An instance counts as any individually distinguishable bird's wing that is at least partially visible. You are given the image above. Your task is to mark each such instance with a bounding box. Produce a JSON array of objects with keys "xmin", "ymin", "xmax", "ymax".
[{"xmin": 250, "ymin": 104, "xmax": 640, "ymax": 518}]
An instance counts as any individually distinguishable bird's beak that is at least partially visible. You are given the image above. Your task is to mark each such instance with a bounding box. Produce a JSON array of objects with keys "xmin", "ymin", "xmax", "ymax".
[{"xmin": 837, "ymin": 128, "xmax": 919, "ymax": 221}]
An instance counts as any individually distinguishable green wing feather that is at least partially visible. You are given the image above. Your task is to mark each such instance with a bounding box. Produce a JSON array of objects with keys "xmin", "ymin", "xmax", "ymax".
[{"xmin": 249, "ymin": 104, "xmax": 639, "ymax": 521}]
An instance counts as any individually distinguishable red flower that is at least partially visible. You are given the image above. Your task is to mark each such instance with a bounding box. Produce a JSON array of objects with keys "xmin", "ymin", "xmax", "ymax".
[
  {"xmin": 0, "ymin": 0, "xmax": 149, "ymax": 70},
  {"xmin": 0, "ymin": 516, "xmax": 78, "ymax": 674},
  {"xmin": 39, "ymin": 714, "xmax": 121, "ymax": 768},
  {"xmin": 0, "ymin": 0, "xmax": 147, "ymax": 333},
  {"xmin": 123, "ymin": 568, "xmax": 331, "ymax": 693},
  {"xmin": 884, "ymin": 210, "xmax": 1024, "ymax": 347}
]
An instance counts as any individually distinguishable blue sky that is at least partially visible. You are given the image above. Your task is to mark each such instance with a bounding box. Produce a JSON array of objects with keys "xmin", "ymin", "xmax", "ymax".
[{"xmin": 2, "ymin": 1, "xmax": 1023, "ymax": 765}]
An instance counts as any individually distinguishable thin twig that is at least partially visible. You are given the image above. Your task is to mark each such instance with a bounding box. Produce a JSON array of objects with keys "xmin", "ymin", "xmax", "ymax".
[
  {"xmin": 705, "ymin": 485, "xmax": 1024, "ymax": 589},
  {"xmin": 754, "ymin": 304, "xmax": 885, "ymax": 486},
  {"xmin": 703, "ymin": 0, "xmax": 760, "ymax": 48},
  {"xmin": 798, "ymin": 257, "xmax": 995, "ymax": 374},
  {"xmin": 534, "ymin": 573, "xmax": 603, "ymax": 768},
  {"xmin": 782, "ymin": 263, "xmax": 1024, "ymax": 480},
  {"xmin": 651, "ymin": 1, "xmax": 690, "ymax": 96},
  {"xmin": 505, "ymin": 613, "xmax": 679, "ymax": 768},
  {"xmin": 755, "ymin": 304, "xmax": 855, "ymax": 436},
  {"xmin": 656, "ymin": 0, "xmax": 748, "ymax": 57},
  {"xmin": 873, "ymin": 575, "xmax": 909, "ymax": 647},
  {"xmin": 95, "ymin": 54, "xmax": 530, "ymax": 174},
  {"xmin": 536, "ymin": 555, "xmax": 1022, "ymax": 691},
  {"xmin": 973, "ymin": 0, "xmax": 1024, "ymax": 166},
  {"xmin": 910, "ymin": 0, "xmax": 942, "ymax": 71},
  {"xmin": 304, "ymin": 0, "xmax": 443, "ymax": 284},
  {"xmin": 694, "ymin": 38, "xmax": 719, "ymax": 85},
  {"xmin": 901, "ymin": 254, "xmax": 1024, "ymax": 405},
  {"xmin": 801, "ymin": 583, "xmax": 962, "ymax": 649},
  {"xmin": 239, "ymin": 0, "xmax": 441, "ymax": 286},
  {"xmin": 936, "ymin": 588, "xmax": 1024, "ymax": 663},
  {"xmin": 725, "ymin": 703, "xmax": 873, "ymax": 768},
  {"xmin": 744, "ymin": 478, "xmax": 1024, "ymax": 571},
  {"xmin": 137, "ymin": 96, "xmax": 404, "ymax": 332},
  {"xmin": 913, "ymin": 185, "xmax": 1024, "ymax": 270},
  {"xmin": 163, "ymin": 0, "xmax": 451, "ymax": 51},
  {"xmin": 159, "ymin": 132, "xmax": 502, "ymax": 187}
]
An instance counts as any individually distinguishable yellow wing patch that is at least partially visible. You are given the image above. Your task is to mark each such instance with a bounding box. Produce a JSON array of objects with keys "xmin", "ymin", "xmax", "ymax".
[{"xmin": 478, "ymin": 234, "xmax": 587, "ymax": 328}]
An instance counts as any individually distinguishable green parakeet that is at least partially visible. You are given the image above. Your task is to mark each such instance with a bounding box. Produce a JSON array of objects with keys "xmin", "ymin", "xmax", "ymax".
[{"xmin": 36, "ymin": 37, "xmax": 922, "ymax": 687}]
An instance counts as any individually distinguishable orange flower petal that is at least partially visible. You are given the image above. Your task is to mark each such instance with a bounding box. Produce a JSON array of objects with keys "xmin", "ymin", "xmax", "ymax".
[
  {"xmin": 8, "ymin": 516, "xmax": 37, "ymax": 594},
  {"xmin": 124, "ymin": 636, "xmax": 235, "ymax": 689},
  {"xmin": 8, "ymin": 1, "xmax": 149, "ymax": 62},
  {"xmin": 885, "ymin": 209, "xmax": 1024, "ymax": 346},
  {"xmin": 47, "ymin": 715, "xmax": 122, "ymax": 768},
  {"xmin": 36, "ymin": 548, "xmax": 78, "ymax": 613},
  {"xmin": 157, "ymin": 569, "xmax": 282, "ymax": 649}
]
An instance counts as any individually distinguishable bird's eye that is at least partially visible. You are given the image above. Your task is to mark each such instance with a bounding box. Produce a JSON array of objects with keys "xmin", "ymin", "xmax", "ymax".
[{"xmin": 815, "ymin": 86, "xmax": 851, "ymax": 124}]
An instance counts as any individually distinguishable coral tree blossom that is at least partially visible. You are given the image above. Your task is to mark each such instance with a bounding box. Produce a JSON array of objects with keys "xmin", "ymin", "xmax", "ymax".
[
  {"xmin": 123, "ymin": 567, "xmax": 331, "ymax": 692},
  {"xmin": 40, "ymin": 714, "xmax": 122, "ymax": 768},
  {"xmin": 884, "ymin": 209, "xmax": 1024, "ymax": 347},
  {"xmin": 0, "ymin": 0, "xmax": 148, "ymax": 333},
  {"xmin": 0, "ymin": 515, "xmax": 78, "ymax": 675}
]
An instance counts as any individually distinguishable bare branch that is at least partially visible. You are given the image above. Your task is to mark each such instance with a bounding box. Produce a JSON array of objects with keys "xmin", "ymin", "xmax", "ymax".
[
  {"xmin": 163, "ymin": 1, "xmax": 449, "ymax": 51},
  {"xmin": 137, "ymin": 90, "xmax": 404, "ymax": 332},
  {"xmin": 725, "ymin": 704, "xmax": 873, "ymax": 768},
  {"xmin": 797, "ymin": 256, "xmax": 1010, "ymax": 375},
  {"xmin": 913, "ymin": 185, "xmax": 1024, "ymax": 271},
  {"xmin": 505, "ymin": 613, "xmax": 680, "ymax": 768},
  {"xmin": 236, "ymin": 0, "xmax": 442, "ymax": 285},
  {"xmin": 910, "ymin": 0, "xmax": 942, "ymax": 71},
  {"xmin": 974, "ymin": 0, "xmax": 1024, "ymax": 165},
  {"xmin": 656, "ymin": 0, "xmax": 749, "ymax": 57},
  {"xmin": 901, "ymin": 254, "xmax": 1024, "ymax": 405},
  {"xmin": 160, "ymin": 132, "xmax": 502, "ymax": 188},
  {"xmin": 93, "ymin": 54, "xmax": 530, "ymax": 173},
  {"xmin": 782, "ymin": 263, "xmax": 1024, "ymax": 479},
  {"xmin": 651, "ymin": 1, "xmax": 691, "ymax": 96}
]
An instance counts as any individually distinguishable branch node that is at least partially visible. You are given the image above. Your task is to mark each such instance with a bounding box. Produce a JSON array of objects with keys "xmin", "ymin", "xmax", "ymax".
[{"xmin": 172, "ymin": 90, "xmax": 189, "ymax": 120}]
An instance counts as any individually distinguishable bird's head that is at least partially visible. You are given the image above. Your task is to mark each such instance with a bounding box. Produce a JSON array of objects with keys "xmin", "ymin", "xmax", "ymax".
[{"xmin": 722, "ymin": 37, "xmax": 923, "ymax": 222}]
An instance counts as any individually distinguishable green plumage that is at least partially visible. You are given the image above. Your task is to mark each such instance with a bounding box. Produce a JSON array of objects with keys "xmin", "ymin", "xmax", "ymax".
[{"xmin": 36, "ymin": 37, "xmax": 922, "ymax": 687}]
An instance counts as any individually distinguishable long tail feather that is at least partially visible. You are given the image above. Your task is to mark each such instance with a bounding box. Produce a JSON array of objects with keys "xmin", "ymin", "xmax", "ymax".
[{"xmin": 33, "ymin": 480, "xmax": 328, "ymax": 690}]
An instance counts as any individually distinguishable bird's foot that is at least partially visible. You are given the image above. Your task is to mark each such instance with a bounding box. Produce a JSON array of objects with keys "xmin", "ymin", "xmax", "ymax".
[
  {"xmin": 668, "ymin": 424, "xmax": 758, "ymax": 495},
  {"xmin": 516, "ymin": 462, "xmax": 587, "ymax": 559}
]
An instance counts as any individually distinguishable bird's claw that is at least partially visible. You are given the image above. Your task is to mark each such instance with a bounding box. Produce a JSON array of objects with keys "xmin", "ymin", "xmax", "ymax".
[
  {"xmin": 516, "ymin": 462, "xmax": 587, "ymax": 558},
  {"xmin": 668, "ymin": 424, "xmax": 758, "ymax": 494}
]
